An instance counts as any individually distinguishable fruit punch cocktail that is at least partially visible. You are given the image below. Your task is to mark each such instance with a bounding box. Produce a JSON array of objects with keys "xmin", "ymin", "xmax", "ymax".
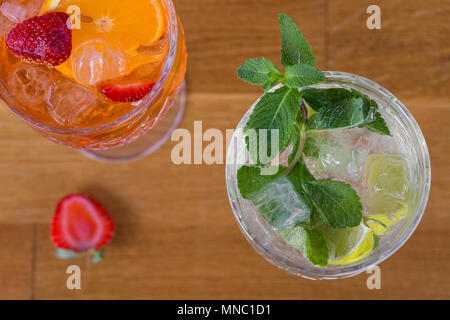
[
  {"xmin": 0, "ymin": 0, "xmax": 186, "ymax": 160},
  {"xmin": 226, "ymin": 15, "xmax": 430, "ymax": 279}
]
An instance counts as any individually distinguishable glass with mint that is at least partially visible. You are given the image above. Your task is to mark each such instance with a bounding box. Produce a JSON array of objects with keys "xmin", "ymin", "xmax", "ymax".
[{"xmin": 226, "ymin": 14, "xmax": 430, "ymax": 279}]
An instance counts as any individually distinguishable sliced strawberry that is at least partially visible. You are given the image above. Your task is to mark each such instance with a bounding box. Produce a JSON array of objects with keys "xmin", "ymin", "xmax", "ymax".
[
  {"xmin": 100, "ymin": 80, "xmax": 155, "ymax": 103},
  {"xmin": 6, "ymin": 12, "xmax": 72, "ymax": 67},
  {"xmin": 51, "ymin": 194, "xmax": 115, "ymax": 253}
]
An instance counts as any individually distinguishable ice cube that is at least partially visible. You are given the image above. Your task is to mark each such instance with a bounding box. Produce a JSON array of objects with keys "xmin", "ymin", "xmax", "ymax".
[
  {"xmin": 363, "ymin": 154, "xmax": 409, "ymax": 216},
  {"xmin": 365, "ymin": 154, "xmax": 409, "ymax": 200},
  {"xmin": 71, "ymin": 39, "xmax": 127, "ymax": 86},
  {"xmin": 304, "ymin": 128, "xmax": 369, "ymax": 182},
  {"xmin": 47, "ymin": 78, "xmax": 100, "ymax": 126},
  {"xmin": 252, "ymin": 177, "xmax": 310, "ymax": 230},
  {"xmin": 0, "ymin": 13, "xmax": 15, "ymax": 37},
  {"xmin": 0, "ymin": 0, "xmax": 43, "ymax": 24},
  {"xmin": 365, "ymin": 132, "xmax": 403, "ymax": 155},
  {"xmin": 7, "ymin": 64, "xmax": 52, "ymax": 106}
]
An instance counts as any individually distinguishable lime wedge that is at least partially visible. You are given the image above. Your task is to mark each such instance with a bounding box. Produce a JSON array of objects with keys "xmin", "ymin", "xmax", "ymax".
[
  {"xmin": 317, "ymin": 222, "xmax": 374, "ymax": 265},
  {"xmin": 365, "ymin": 200, "xmax": 408, "ymax": 236},
  {"xmin": 365, "ymin": 220, "xmax": 388, "ymax": 236}
]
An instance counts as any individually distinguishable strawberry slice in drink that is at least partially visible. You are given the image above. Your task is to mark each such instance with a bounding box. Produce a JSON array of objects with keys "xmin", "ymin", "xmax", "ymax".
[
  {"xmin": 51, "ymin": 194, "xmax": 115, "ymax": 263},
  {"xmin": 100, "ymin": 80, "xmax": 155, "ymax": 103},
  {"xmin": 6, "ymin": 12, "xmax": 72, "ymax": 67}
]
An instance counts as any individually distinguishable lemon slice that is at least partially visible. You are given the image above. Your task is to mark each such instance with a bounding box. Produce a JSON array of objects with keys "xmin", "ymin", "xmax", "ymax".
[{"xmin": 317, "ymin": 222, "xmax": 374, "ymax": 265}]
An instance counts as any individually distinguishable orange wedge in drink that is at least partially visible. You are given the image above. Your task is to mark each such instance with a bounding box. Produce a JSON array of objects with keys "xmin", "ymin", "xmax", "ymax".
[{"xmin": 41, "ymin": 0, "xmax": 167, "ymax": 85}]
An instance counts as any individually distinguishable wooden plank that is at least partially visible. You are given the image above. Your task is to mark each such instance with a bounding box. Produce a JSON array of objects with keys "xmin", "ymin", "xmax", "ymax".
[
  {"xmin": 327, "ymin": 0, "xmax": 450, "ymax": 99},
  {"xmin": 30, "ymin": 94, "xmax": 450, "ymax": 299},
  {"xmin": 0, "ymin": 224, "xmax": 34, "ymax": 299},
  {"xmin": 176, "ymin": 0, "xmax": 326, "ymax": 93},
  {"xmin": 0, "ymin": 0, "xmax": 449, "ymax": 300}
]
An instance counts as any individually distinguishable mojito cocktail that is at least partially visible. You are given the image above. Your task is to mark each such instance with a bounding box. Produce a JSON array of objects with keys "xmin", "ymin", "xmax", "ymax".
[{"xmin": 226, "ymin": 15, "xmax": 430, "ymax": 278}]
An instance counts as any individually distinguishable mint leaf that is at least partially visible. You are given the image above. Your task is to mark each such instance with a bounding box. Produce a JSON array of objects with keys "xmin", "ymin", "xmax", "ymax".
[
  {"xmin": 288, "ymin": 157, "xmax": 315, "ymax": 183},
  {"xmin": 301, "ymin": 179, "xmax": 363, "ymax": 228},
  {"xmin": 287, "ymin": 125, "xmax": 301, "ymax": 164},
  {"xmin": 305, "ymin": 228, "xmax": 329, "ymax": 267},
  {"xmin": 279, "ymin": 14, "xmax": 315, "ymax": 67},
  {"xmin": 363, "ymin": 111, "xmax": 391, "ymax": 136},
  {"xmin": 244, "ymin": 86, "xmax": 302, "ymax": 163},
  {"xmin": 306, "ymin": 97, "xmax": 375, "ymax": 131},
  {"xmin": 237, "ymin": 166, "xmax": 311, "ymax": 230},
  {"xmin": 237, "ymin": 58, "xmax": 283, "ymax": 90},
  {"xmin": 237, "ymin": 165, "xmax": 283, "ymax": 199},
  {"xmin": 278, "ymin": 226, "xmax": 329, "ymax": 267},
  {"xmin": 349, "ymin": 89, "xmax": 391, "ymax": 136},
  {"xmin": 303, "ymin": 88, "xmax": 354, "ymax": 111},
  {"xmin": 287, "ymin": 158, "xmax": 321, "ymax": 221},
  {"xmin": 262, "ymin": 77, "xmax": 282, "ymax": 92},
  {"xmin": 303, "ymin": 88, "xmax": 390, "ymax": 134},
  {"xmin": 283, "ymin": 64, "xmax": 325, "ymax": 88}
]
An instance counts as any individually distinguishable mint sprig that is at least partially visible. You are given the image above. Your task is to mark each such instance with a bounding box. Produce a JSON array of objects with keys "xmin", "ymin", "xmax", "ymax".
[
  {"xmin": 235, "ymin": 14, "xmax": 392, "ymax": 267},
  {"xmin": 237, "ymin": 15, "xmax": 323, "ymax": 92}
]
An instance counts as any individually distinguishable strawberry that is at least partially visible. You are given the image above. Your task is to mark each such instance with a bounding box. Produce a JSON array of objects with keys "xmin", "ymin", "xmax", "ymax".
[
  {"xmin": 6, "ymin": 12, "xmax": 72, "ymax": 67},
  {"xmin": 51, "ymin": 194, "xmax": 115, "ymax": 262},
  {"xmin": 100, "ymin": 80, "xmax": 155, "ymax": 103}
]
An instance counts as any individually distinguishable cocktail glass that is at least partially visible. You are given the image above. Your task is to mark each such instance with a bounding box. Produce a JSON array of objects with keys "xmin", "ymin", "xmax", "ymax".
[
  {"xmin": 226, "ymin": 72, "xmax": 431, "ymax": 279},
  {"xmin": 0, "ymin": 0, "xmax": 187, "ymax": 161}
]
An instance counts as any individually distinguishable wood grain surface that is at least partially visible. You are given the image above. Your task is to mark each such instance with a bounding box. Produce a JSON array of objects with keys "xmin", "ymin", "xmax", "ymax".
[{"xmin": 0, "ymin": 0, "xmax": 449, "ymax": 299}]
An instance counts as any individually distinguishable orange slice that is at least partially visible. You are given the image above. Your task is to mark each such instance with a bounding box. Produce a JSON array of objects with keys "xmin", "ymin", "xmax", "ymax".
[{"xmin": 41, "ymin": 0, "xmax": 167, "ymax": 85}]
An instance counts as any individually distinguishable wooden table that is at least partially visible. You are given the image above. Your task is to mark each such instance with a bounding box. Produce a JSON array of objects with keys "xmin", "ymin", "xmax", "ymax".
[{"xmin": 0, "ymin": 0, "xmax": 449, "ymax": 299}]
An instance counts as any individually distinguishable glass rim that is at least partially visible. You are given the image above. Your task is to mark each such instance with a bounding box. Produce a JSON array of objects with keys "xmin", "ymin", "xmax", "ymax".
[
  {"xmin": 225, "ymin": 71, "xmax": 431, "ymax": 279},
  {"xmin": 0, "ymin": 0, "xmax": 178, "ymax": 135}
]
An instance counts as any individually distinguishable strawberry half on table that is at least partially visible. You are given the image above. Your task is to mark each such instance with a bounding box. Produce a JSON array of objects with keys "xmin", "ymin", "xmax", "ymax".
[{"xmin": 51, "ymin": 194, "xmax": 115, "ymax": 263}]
